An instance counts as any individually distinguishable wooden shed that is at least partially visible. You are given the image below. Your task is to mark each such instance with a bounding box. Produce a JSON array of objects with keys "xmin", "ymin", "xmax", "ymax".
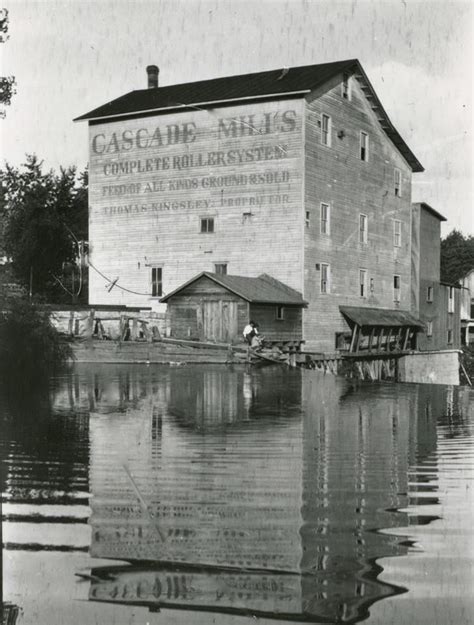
[{"xmin": 161, "ymin": 272, "xmax": 307, "ymax": 348}]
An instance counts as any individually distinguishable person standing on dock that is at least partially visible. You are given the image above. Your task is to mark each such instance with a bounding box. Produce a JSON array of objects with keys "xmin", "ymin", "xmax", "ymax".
[{"xmin": 243, "ymin": 320, "xmax": 257, "ymax": 345}]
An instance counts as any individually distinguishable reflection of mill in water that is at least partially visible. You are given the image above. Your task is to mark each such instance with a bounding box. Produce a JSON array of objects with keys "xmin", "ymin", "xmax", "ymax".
[{"xmin": 83, "ymin": 366, "xmax": 440, "ymax": 622}]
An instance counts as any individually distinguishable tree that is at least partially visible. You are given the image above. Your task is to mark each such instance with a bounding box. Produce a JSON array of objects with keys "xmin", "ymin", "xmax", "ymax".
[
  {"xmin": 0, "ymin": 155, "xmax": 88, "ymax": 301},
  {"xmin": 0, "ymin": 8, "xmax": 16, "ymax": 118},
  {"xmin": 440, "ymin": 229, "xmax": 474, "ymax": 284}
]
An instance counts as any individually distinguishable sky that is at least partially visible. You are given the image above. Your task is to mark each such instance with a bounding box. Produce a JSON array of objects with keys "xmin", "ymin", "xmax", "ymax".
[{"xmin": 1, "ymin": 0, "xmax": 472, "ymax": 235}]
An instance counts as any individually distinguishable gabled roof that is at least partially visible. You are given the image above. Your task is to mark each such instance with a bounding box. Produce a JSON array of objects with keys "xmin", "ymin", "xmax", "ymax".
[
  {"xmin": 74, "ymin": 59, "xmax": 423, "ymax": 172},
  {"xmin": 340, "ymin": 306, "xmax": 424, "ymax": 328},
  {"xmin": 161, "ymin": 272, "xmax": 307, "ymax": 306}
]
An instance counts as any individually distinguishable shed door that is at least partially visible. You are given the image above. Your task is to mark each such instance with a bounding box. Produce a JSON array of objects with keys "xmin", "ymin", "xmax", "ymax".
[{"xmin": 201, "ymin": 300, "xmax": 238, "ymax": 343}]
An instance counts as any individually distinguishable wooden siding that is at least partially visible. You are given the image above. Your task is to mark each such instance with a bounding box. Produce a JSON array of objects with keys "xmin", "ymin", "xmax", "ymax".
[
  {"xmin": 249, "ymin": 304, "xmax": 303, "ymax": 342},
  {"xmin": 303, "ymin": 72, "xmax": 414, "ymax": 351},
  {"xmin": 418, "ymin": 283, "xmax": 461, "ymax": 351},
  {"xmin": 88, "ymin": 100, "xmax": 304, "ymax": 309}
]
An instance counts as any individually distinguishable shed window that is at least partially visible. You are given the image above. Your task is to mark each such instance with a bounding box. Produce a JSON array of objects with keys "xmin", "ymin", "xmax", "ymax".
[
  {"xmin": 320, "ymin": 202, "xmax": 330, "ymax": 234},
  {"xmin": 393, "ymin": 275, "xmax": 401, "ymax": 302},
  {"xmin": 276, "ymin": 306, "xmax": 284, "ymax": 320},
  {"xmin": 394, "ymin": 168, "xmax": 402, "ymax": 197},
  {"xmin": 214, "ymin": 263, "xmax": 227, "ymax": 275},
  {"xmin": 426, "ymin": 286, "xmax": 433, "ymax": 302},
  {"xmin": 320, "ymin": 263, "xmax": 330, "ymax": 294},
  {"xmin": 151, "ymin": 267, "xmax": 163, "ymax": 297},
  {"xmin": 426, "ymin": 321, "xmax": 433, "ymax": 337},
  {"xmin": 360, "ymin": 131, "xmax": 369, "ymax": 161},
  {"xmin": 393, "ymin": 220, "xmax": 401, "ymax": 247},
  {"xmin": 359, "ymin": 269, "xmax": 367, "ymax": 298},
  {"xmin": 359, "ymin": 214, "xmax": 368, "ymax": 244},
  {"xmin": 200, "ymin": 217, "xmax": 214, "ymax": 233},
  {"xmin": 321, "ymin": 114, "xmax": 331, "ymax": 146},
  {"xmin": 448, "ymin": 286, "xmax": 454, "ymax": 313},
  {"xmin": 342, "ymin": 73, "xmax": 351, "ymax": 100}
]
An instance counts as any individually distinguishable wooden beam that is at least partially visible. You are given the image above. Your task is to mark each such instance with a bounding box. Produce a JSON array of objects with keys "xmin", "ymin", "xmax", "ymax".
[
  {"xmin": 349, "ymin": 324, "xmax": 359, "ymax": 353},
  {"xmin": 377, "ymin": 328, "xmax": 384, "ymax": 351},
  {"xmin": 355, "ymin": 326, "xmax": 362, "ymax": 353},
  {"xmin": 368, "ymin": 327, "xmax": 375, "ymax": 353},
  {"xmin": 402, "ymin": 327, "xmax": 410, "ymax": 351},
  {"xmin": 386, "ymin": 328, "xmax": 393, "ymax": 352}
]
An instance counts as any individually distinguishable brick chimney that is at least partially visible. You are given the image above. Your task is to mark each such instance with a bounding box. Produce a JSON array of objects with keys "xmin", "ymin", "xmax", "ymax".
[{"xmin": 146, "ymin": 65, "xmax": 159, "ymax": 89}]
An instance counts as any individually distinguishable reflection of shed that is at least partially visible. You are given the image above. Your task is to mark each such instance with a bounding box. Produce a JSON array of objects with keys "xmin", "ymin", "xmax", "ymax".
[
  {"xmin": 339, "ymin": 306, "xmax": 423, "ymax": 353},
  {"xmin": 161, "ymin": 272, "xmax": 307, "ymax": 346}
]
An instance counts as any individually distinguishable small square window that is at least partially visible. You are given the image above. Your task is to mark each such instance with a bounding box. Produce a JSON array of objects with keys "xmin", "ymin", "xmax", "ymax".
[
  {"xmin": 360, "ymin": 132, "xmax": 369, "ymax": 161},
  {"xmin": 394, "ymin": 168, "xmax": 402, "ymax": 197},
  {"xmin": 214, "ymin": 263, "xmax": 227, "ymax": 275},
  {"xmin": 321, "ymin": 114, "xmax": 331, "ymax": 146},
  {"xmin": 320, "ymin": 203, "xmax": 330, "ymax": 235},
  {"xmin": 426, "ymin": 286, "xmax": 433, "ymax": 302},
  {"xmin": 200, "ymin": 217, "xmax": 214, "ymax": 233},
  {"xmin": 276, "ymin": 306, "xmax": 284, "ymax": 320},
  {"xmin": 151, "ymin": 267, "xmax": 163, "ymax": 297}
]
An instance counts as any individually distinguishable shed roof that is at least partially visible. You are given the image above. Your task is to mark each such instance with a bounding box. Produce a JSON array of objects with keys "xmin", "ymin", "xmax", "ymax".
[
  {"xmin": 161, "ymin": 272, "xmax": 307, "ymax": 306},
  {"xmin": 75, "ymin": 59, "xmax": 423, "ymax": 172},
  {"xmin": 340, "ymin": 306, "xmax": 423, "ymax": 328},
  {"xmin": 414, "ymin": 202, "xmax": 447, "ymax": 222}
]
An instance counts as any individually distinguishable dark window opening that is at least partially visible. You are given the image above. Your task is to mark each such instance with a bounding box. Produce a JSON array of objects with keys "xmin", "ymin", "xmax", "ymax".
[
  {"xmin": 201, "ymin": 217, "xmax": 214, "ymax": 233},
  {"xmin": 214, "ymin": 263, "xmax": 227, "ymax": 275},
  {"xmin": 276, "ymin": 305, "xmax": 284, "ymax": 320},
  {"xmin": 151, "ymin": 267, "xmax": 162, "ymax": 297}
]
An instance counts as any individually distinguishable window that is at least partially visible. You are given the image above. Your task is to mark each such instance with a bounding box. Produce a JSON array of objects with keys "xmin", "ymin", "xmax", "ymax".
[
  {"xmin": 200, "ymin": 217, "xmax": 214, "ymax": 233},
  {"xmin": 359, "ymin": 269, "xmax": 367, "ymax": 297},
  {"xmin": 151, "ymin": 267, "xmax": 163, "ymax": 297},
  {"xmin": 320, "ymin": 263, "xmax": 330, "ymax": 293},
  {"xmin": 320, "ymin": 202, "xmax": 330, "ymax": 234},
  {"xmin": 426, "ymin": 286, "xmax": 433, "ymax": 302},
  {"xmin": 448, "ymin": 286, "xmax": 454, "ymax": 313},
  {"xmin": 394, "ymin": 168, "xmax": 402, "ymax": 197},
  {"xmin": 393, "ymin": 220, "xmax": 401, "ymax": 247},
  {"xmin": 426, "ymin": 321, "xmax": 433, "ymax": 337},
  {"xmin": 276, "ymin": 306, "xmax": 284, "ymax": 320},
  {"xmin": 393, "ymin": 275, "xmax": 401, "ymax": 302},
  {"xmin": 447, "ymin": 329, "xmax": 453, "ymax": 344},
  {"xmin": 214, "ymin": 263, "xmax": 227, "ymax": 275},
  {"xmin": 342, "ymin": 73, "xmax": 351, "ymax": 100},
  {"xmin": 321, "ymin": 114, "xmax": 331, "ymax": 146},
  {"xmin": 360, "ymin": 131, "xmax": 369, "ymax": 161},
  {"xmin": 359, "ymin": 214, "xmax": 368, "ymax": 244},
  {"xmin": 370, "ymin": 277, "xmax": 375, "ymax": 293},
  {"xmin": 305, "ymin": 211, "xmax": 310, "ymax": 228}
]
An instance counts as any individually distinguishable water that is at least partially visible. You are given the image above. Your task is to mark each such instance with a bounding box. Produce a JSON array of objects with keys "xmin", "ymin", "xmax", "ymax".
[{"xmin": 1, "ymin": 364, "xmax": 473, "ymax": 625}]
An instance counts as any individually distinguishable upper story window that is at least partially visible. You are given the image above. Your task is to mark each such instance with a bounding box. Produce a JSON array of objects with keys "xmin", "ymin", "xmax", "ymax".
[
  {"xmin": 276, "ymin": 306, "xmax": 284, "ymax": 320},
  {"xmin": 393, "ymin": 275, "xmax": 401, "ymax": 302},
  {"xmin": 151, "ymin": 267, "xmax": 163, "ymax": 297},
  {"xmin": 214, "ymin": 263, "xmax": 227, "ymax": 275},
  {"xmin": 426, "ymin": 321, "xmax": 433, "ymax": 337},
  {"xmin": 393, "ymin": 220, "xmax": 401, "ymax": 247},
  {"xmin": 200, "ymin": 217, "xmax": 214, "ymax": 233},
  {"xmin": 426, "ymin": 286, "xmax": 434, "ymax": 302},
  {"xmin": 342, "ymin": 73, "xmax": 351, "ymax": 100},
  {"xmin": 320, "ymin": 263, "xmax": 330, "ymax": 294},
  {"xmin": 320, "ymin": 202, "xmax": 330, "ymax": 235},
  {"xmin": 360, "ymin": 131, "xmax": 369, "ymax": 161},
  {"xmin": 359, "ymin": 269, "xmax": 367, "ymax": 298},
  {"xmin": 321, "ymin": 114, "xmax": 331, "ymax": 146},
  {"xmin": 305, "ymin": 211, "xmax": 310, "ymax": 228},
  {"xmin": 359, "ymin": 213, "xmax": 368, "ymax": 244},
  {"xmin": 394, "ymin": 168, "xmax": 402, "ymax": 197},
  {"xmin": 448, "ymin": 286, "xmax": 454, "ymax": 313},
  {"xmin": 447, "ymin": 329, "xmax": 453, "ymax": 344}
]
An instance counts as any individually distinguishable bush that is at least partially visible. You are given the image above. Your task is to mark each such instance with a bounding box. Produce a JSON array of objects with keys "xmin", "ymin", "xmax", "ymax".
[{"xmin": 0, "ymin": 297, "xmax": 72, "ymax": 383}]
